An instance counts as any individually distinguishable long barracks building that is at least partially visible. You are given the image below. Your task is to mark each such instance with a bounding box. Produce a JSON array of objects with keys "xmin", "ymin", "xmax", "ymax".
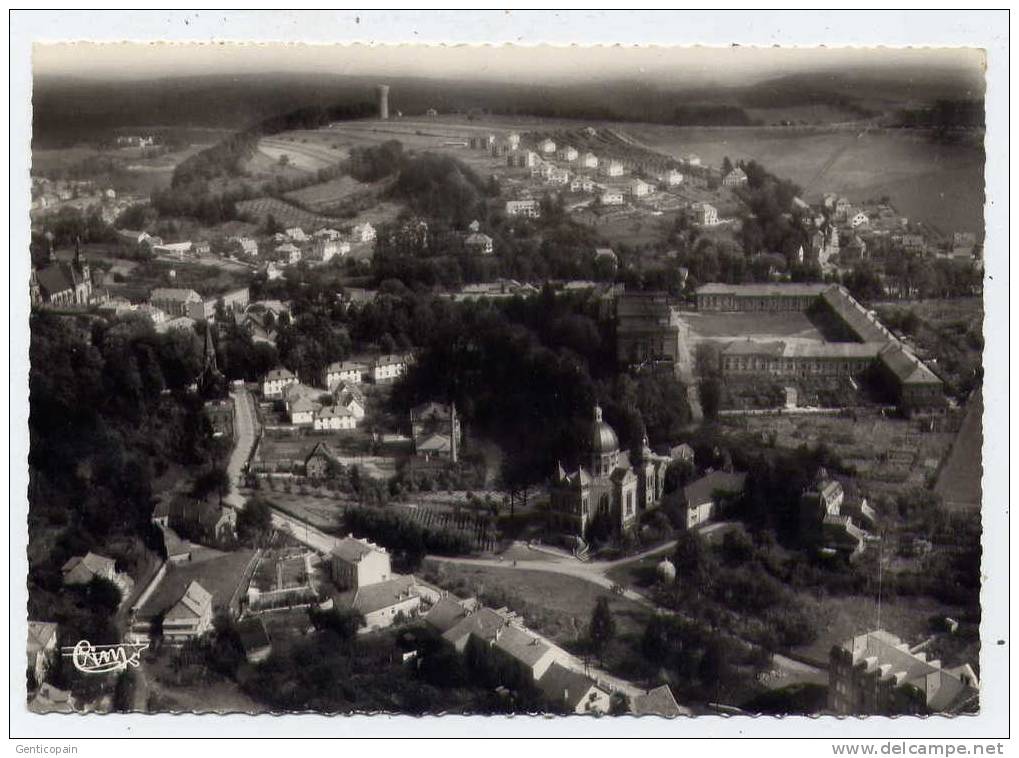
[{"xmin": 695, "ymin": 283, "xmax": 943, "ymax": 408}]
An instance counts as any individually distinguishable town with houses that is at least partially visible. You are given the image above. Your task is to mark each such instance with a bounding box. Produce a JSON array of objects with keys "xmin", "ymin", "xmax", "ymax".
[{"xmin": 26, "ymin": 66, "xmax": 985, "ymax": 722}]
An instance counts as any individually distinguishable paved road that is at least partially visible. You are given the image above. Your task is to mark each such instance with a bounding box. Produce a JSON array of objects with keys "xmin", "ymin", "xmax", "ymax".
[
  {"xmin": 269, "ymin": 508, "xmax": 341, "ymax": 555},
  {"xmin": 224, "ymin": 388, "xmax": 258, "ymax": 510}
]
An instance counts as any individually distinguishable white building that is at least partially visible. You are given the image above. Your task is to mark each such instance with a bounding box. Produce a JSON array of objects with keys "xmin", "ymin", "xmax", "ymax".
[
  {"xmin": 662, "ymin": 169, "xmax": 684, "ymax": 187},
  {"xmin": 505, "ymin": 199, "xmax": 541, "ymax": 218},
  {"xmin": 722, "ymin": 167, "xmax": 749, "ymax": 187},
  {"xmin": 685, "ymin": 154, "xmax": 702, "ymax": 167},
  {"xmin": 691, "ymin": 202, "xmax": 719, "ymax": 226},
  {"xmin": 314, "ymin": 405, "xmax": 356, "ymax": 431},
  {"xmin": 326, "ymin": 361, "xmax": 367, "ymax": 388},
  {"xmin": 603, "ymin": 160, "xmax": 625, "ymax": 177},
  {"xmin": 229, "ymin": 236, "xmax": 258, "ymax": 257},
  {"xmin": 580, "ymin": 152, "xmax": 599, "ymax": 169},
  {"xmin": 285, "ymin": 227, "xmax": 308, "ymax": 242},
  {"xmin": 538, "ymin": 138, "xmax": 557, "ymax": 154},
  {"xmin": 371, "ymin": 354, "xmax": 409, "ymax": 383},
  {"xmin": 507, "ymin": 132, "xmax": 521, "ymax": 150},
  {"xmin": 465, "ymin": 232, "xmax": 494, "ymax": 255},
  {"xmin": 601, "ymin": 191, "xmax": 624, "ymax": 206},
  {"xmin": 547, "ymin": 167, "xmax": 570, "ymax": 186},
  {"xmin": 570, "ymin": 176, "xmax": 596, "ymax": 193},
  {"xmin": 162, "ymin": 581, "xmax": 213, "ymax": 643},
  {"xmin": 262, "ymin": 367, "xmax": 298, "ymax": 399},
  {"xmin": 851, "ymin": 212, "xmax": 869, "ymax": 228},
  {"xmin": 557, "ymin": 146, "xmax": 579, "ymax": 162},
  {"xmin": 352, "ymin": 222, "xmax": 376, "ymax": 243},
  {"xmin": 274, "ymin": 243, "xmax": 301, "ymax": 265},
  {"xmin": 629, "ymin": 178, "xmax": 655, "ymax": 197},
  {"xmin": 331, "ymin": 536, "xmax": 392, "ymax": 590}
]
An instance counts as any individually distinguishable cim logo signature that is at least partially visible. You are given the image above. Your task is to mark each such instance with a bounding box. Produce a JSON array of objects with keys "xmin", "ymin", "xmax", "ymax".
[{"xmin": 61, "ymin": 640, "xmax": 149, "ymax": 674}]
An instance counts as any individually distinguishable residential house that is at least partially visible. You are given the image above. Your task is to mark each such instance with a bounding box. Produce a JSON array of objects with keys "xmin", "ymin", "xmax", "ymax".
[
  {"xmin": 491, "ymin": 623, "xmax": 562, "ymax": 681},
  {"xmin": 237, "ymin": 618, "xmax": 272, "ymax": 663},
  {"xmin": 851, "ymin": 212, "xmax": 869, "ymax": 229},
  {"xmin": 507, "ymin": 150, "xmax": 540, "ymax": 169},
  {"xmin": 352, "ymin": 222, "xmax": 377, "ymax": 243},
  {"xmin": 116, "ymin": 229, "xmax": 153, "ymax": 249},
  {"xmin": 829, "ymin": 629, "xmax": 979, "ymax": 715},
  {"xmin": 661, "ymin": 169, "xmax": 684, "ymax": 187},
  {"xmin": 306, "ymin": 238, "xmax": 347, "ymax": 263},
  {"xmin": 61, "ymin": 552, "xmax": 116, "ymax": 586},
  {"xmin": 157, "ymin": 494, "xmax": 237, "ymax": 546},
  {"xmin": 228, "ymin": 236, "xmax": 258, "ymax": 257},
  {"xmin": 411, "ymin": 401, "xmax": 461, "ymax": 463},
  {"xmin": 594, "ymin": 247, "xmax": 618, "ymax": 267},
  {"xmin": 331, "ymin": 536, "xmax": 392, "ymax": 590},
  {"xmin": 570, "ymin": 176, "xmax": 595, "ymax": 193},
  {"xmin": 602, "ymin": 160, "xmax": 625, "ymax": 177},
  {"xmin": 264, "ymin": 261, "xmax": 283, "ymax": 280},
  {"xmin": 314, "ymin": 405, "xmax": 356, "ymax": 431},
  {"xmin": 262, "ymin": 367, "xmax": 298, "ymax": 399},
  {"xmin": 273, "ymin": 243, "xmax": 301, "ymax": 265},
  {"xmin": 326, "ymin": 360, "xmax": 367, "ymax": 388},
  {"xmin": 283, "ymin": 383, "xmax": 324, "ymax": 425},
  {"xmin": 150, "ymin": 287, "xmax": 202, "ymax": 318},
  {"xmin": 538, "ymin": 662, "xmax": 611, "ymax": 714},
  {"xmin": 371, "ymin": 353, "xmax": 410, "ymax": 383},
  {"xmin": 629, "ymin": 178, "xmax": 655, "ymax": 197},
  {"xmin": 600, "ymin": 190, "xmax": 624, "ymax": 206},
  {"xmin": 505, "ymin": 199, "xmax": 541, "ymax": 218},
  {"xmin": 152, "ymin": 241, "xmax": 193, "ymax": 258},
  {"xmin": 304, "ymin": 442, "xmax": 342, "ymax": 480},
  {"xmin": 722, "ymin": 167, "xmax": 749, "ymax": 187},
  {"xmin": 192, "ymin": 240, "xmax": 211, "ymax": 256},
  {"xmin": 580, "ymin": 152, "xmax": 599, "ymax": 169},
  {"xmin": 547, "ymin": 167, "xmax": 570, "ymax": 185},
  {"xmin": 465, "ymin": 232, "xmax": 494, "ymax": 255},
  {"xmin": 799, "ymin": 469, "xmax": 871, "ymax": 556},
  {"xmin": 162, "ymin": 580, "xmax": 214, "ymax": 643},
  {"xmin": 690, "ymin": 202, "xmax": 719, "ymax": 226},
  {"xmin": 441, "ymin": 607, "xmax": 511, "ymax": 653},
  {"xmin": 27, "ymin": 621, "xmax": 59, "ymax": 685},
  {"xmin": 343, "ymin": 575, "xmax": 421, "ymax": 631},
  {"xmin": 285, "ymin": 227, "xmax": 308, "ymax": 243},
  {"xmin": 333, "ymin": 382, "xmax": 366, "ymax": 420},
  {"xmin": 632, "ymin": 685, "xmax": 688, "ymax": 717},
  {"xmin": 315, "ymin": 228, "xmax": 343, "ymax": 241},
  {"xmin": 834, "ymin": 197, "xmax": 852, "ymax": 221},
  {"xmin": 423, "ymin": 595, "xmax": 477, "ymax": 634},
  {"xmin": 538, "ymin": 138, "xmax": 557, "ymax": 154},
  {"xmin": 684, "ymin": 154, "xmax": 702, "ymax": 166},
  {"xmin": 557, "ymin": 145, "xmax": 579, "ymax": 162},
  {"xmin": 676, "ymin": 470, "xmax": 747, "ymax": 530}
]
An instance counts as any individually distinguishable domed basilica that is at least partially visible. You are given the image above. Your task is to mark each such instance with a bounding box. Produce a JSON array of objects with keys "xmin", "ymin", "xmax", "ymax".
[{"xmin": 549, "ymin": 405, "xmax": 670, "ymax": 538}]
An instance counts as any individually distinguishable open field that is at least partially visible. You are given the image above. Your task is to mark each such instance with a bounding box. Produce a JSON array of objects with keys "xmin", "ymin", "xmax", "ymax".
[
  {"xmin": 257, "ymin": 136, "xmax": 346, "ymax": 172},
  {"xmin": 723, "ymin": 410, "xmax": 956, "ymax": 497},
  {"xmin": 284, "ymin": 174, "xmax": 377, "ymax": 211},
  {"xmin": 236, "ymin": 196, "xmax": 333, "ymax": 230},
  {"xmin": 421, "ymin": 561, "xmax": 651, "ymax": 646},
  {"xmin": 790, "ymin": 593, "xmax": 968, "ymax": 668},
  {"xmin": 934, "ymin": 387, "xmax": 983, "ymax": 510},
  {"xmin": 676, "ymin": 310, "xmax": 828, "ymax": 344},
  {"xmin": 625, "ymin": 124, "xmax": 984, "ymax": 234}
]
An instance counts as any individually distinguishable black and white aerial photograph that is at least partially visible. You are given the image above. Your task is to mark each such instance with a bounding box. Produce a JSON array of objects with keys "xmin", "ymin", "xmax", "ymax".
[{"xmin": 11, "ymin": 9, "xmax": 1009, "ymax": 746}]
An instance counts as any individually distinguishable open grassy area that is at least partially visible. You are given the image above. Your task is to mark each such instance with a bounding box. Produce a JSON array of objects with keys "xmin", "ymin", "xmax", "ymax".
[
  {"xmin": 420, "ymin": 561, "xmax": 650, "ymax": 647},
  {"xmin": 789, "ymin": 592, "xmax": 969, "ymax": 668},
  {"xmin": 677, "ymin": 309, "xmax": 829, "ymax": 343},
  {"xmin": 934, "ymin": 386, "xmax": 983, "ymax": 510}
]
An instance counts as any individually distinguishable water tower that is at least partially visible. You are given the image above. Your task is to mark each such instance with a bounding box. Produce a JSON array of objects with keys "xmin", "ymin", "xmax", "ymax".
[{"xmin": 376, "ymin": 84, "xmax": 390, "ymax": 120}]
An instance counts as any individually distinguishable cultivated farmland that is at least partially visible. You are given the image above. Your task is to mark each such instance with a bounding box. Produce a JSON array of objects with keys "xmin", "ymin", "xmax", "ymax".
[{"xmin": 236, "ymin": 197, "xmax": 333, "ymax": 230}]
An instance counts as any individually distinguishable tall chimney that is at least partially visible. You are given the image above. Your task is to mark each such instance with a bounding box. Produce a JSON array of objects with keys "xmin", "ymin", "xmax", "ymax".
[{"xmin": 376, "ymin": 84, "xmax": 390, "ymax": 120}]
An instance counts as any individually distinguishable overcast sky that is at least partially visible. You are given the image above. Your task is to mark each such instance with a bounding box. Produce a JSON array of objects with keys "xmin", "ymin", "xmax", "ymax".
[{"xmin": 33, "ymin": 42, "xmax": 984, "ymax": 87}]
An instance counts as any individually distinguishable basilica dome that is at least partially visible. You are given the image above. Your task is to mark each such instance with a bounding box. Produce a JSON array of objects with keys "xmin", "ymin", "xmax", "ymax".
[{"xmin": 590, "ymin": 405, "xmax": 620, "ymax": 455}]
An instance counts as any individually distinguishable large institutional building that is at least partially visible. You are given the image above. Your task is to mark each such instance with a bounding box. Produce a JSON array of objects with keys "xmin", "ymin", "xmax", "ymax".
[
  {"xmin": 548, "ymin": 406, "xmax": 669, "ymax": 538},
  {"xmin": 694, "ymin": 283, "xmax": 943, "ymax": 409},
  {"xmin": 615, "ymin": 292, "xmax": 681, "ymax": 370}
]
